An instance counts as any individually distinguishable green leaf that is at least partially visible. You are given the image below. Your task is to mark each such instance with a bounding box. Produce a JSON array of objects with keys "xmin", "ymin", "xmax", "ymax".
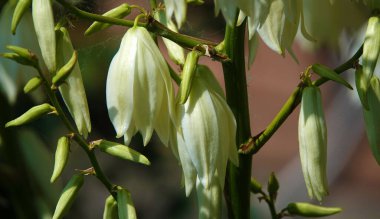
[{"xmin": 312, "ymin": 64, "xmax": 353, "ymax": 89}]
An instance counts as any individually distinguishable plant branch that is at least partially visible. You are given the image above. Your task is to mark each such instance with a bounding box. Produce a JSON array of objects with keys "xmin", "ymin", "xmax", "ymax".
[
  {"xmin": 241, "ymin": 44, "xmax": 363, "ymax": 155},
  {"xmin": 36, "ymin": 66, "xmax": 115, "ymax": 197},
  {"xmin": 55, "ymin": 0, "xmax": 229, "ymax": 61}
]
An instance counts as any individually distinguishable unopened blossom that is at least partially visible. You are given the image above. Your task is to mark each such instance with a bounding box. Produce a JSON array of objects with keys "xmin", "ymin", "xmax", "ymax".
[
  {"xmin": 106, "ymin": 26, "xmax": 174, "ymax": 146},
  {"xmin": 174, "ymin": 65, "xmax": 238, "ymax": 217}
]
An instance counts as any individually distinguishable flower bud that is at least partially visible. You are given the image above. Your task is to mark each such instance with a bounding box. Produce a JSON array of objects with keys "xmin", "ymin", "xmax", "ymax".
[
  {"xmin": 51, "ymin": 136, "xmax": 70, "ymax": 183},
  {"xmin": 180, "ymin": 51, "xmax": 201, "ymax": 104},
  {"xmin": 52, "ymin": 51, "xmax": 77, "ymax": 87},
  {"xmin": 5, "ymin": 103, "xmax": 56, "ymax": 127},
  {"xmin": 32, "ymin": 0, "xmax": 56, "ymax": 73},
  {"xmin": 363, "ymin": 76, "xmax": 380, "ymax": 165},
  {"xmin": 85, "ymin": 3, "xmax": 131, "ymax": 36},
  {"xmin": 103, "ymin": 195, "xmax": 118, "ymax": 219},
  {"xmin": 11, "ymin": 0, "xmax": 32, "ymax": 34},
  {"xmin": 56, "ymin": 27, "xmax": 91, "ymax": 138},
  {"xmin": 268, "ymin": 172, "xmax": 279, "ymax": 201},
  {"xmin": 298, "ymin": 86, "xmax": 328, "ymax": 201},
  {"xmin": 250, "ymin": 178, "xmax": 262, "ymax": 194},
  {"xmin": 23, "ymin": 76, "xmax": 42, "ymax": 93},
  {"xmin": 91, "ymin": 139, "xmax": 150, "ymax": 165},
  {"xmin": 286, "ymin": 202, "xmax": 342, "ymax": 217},
  {"xmin": 6, "ymin": 45, "xmax": 38, "ymax": 66},
  {"xmin": 362, "ymin": 15, "xmax": 380, "ymax": 95},
  {"xmin": 117, "ymin": 188, "xmax": 137, "ymax": 219},
  {"xmin": 53, "ymin": 174, "xmax": 84, "ymax": 219}
]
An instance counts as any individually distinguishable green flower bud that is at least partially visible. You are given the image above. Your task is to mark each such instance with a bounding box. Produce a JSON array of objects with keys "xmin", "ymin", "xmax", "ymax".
[
  {"xmin": 52, "ymin": 51, "xmax": 77, "ymax": 87},
  {"xmin": 103, "ymin": 195, "xmax": 118, "ymax": 219},
  {"xmin": 6, "ymin": 45, "xmax": 38, "ymax": 65},
  {"xmin": 50, "ymin": 136, "xmax": 70, "ymax": 183},
  {"xmin": 363, "ymin": 76, "xmax": 380, "ymax": 165},
  {"xmin": 180, "ymin": 51, "xmax": 201, "ymax": 104},
  {"xmin": 250, "ymin": 178, "xmax": 262, "ymax": 194},
  {"xmin": 362, "ymin": 15, "xmax": 380, "ymax": 96},
  {"xmin": 298, "ymin": 86, "xmax": 328, "ymax": 201},
  {"xmin": 355, "ymin": 66, "xmax": 369, "ymax": 109},
  {"xmin": 5, "ymin": 103, "xmax": 56, "ymax": 127},
  {"xmin": 23, "ymin": 76, "xmax": 42, "ymax": 93},
  {"xmin": 91, "ymin": 140, "xmax": 150, "ymax": 165},
  {"xmin": 11, "ymin": 0, "xmax": 32, "ymax": 34},
  {"xmin": 286, "ymin": 202, "xmax": 342, "ymax": 217},
  {"xmin": 268, "ymin": 172, "xmax": 279, "ymax": 201},
  {"xmin": 312, "ymin": 64, "xmax": 352, "ymax": 89},
  {"xmin": 85, "ymin": 3, "xmax": 131, "ymax": 36},
  {"xmin": 117, "ymin": 188, "xmax": 137, "ymax": 219},
  {"xmin": 32, "ymin": 0, "xmax": 56, "ymax": 73},
  {"xmin": 53, "ymin": 174, "xmax": 84, "ymax": 219}
]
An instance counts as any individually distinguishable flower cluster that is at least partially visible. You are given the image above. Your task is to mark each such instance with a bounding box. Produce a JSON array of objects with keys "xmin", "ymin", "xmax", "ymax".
[{"xmin": 106, "ymin": 25, "xmax": 238, "ymax": 217}]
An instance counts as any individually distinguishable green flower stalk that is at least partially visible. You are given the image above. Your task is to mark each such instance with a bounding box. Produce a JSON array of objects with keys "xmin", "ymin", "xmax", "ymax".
[
  {"xmin": 298, "ymin": 85, "xmax": 328, "ymax": 201},
  {"xmin": 174, "ymin": 65, "xmax": 238, "ymax": 217},
  {"xmin": 106, "ymin": 26, "xmax": 175, "ymax": 146},
  {"xmin": 56, "ymin": 27, "xmax": 92, "ymax": 138}
]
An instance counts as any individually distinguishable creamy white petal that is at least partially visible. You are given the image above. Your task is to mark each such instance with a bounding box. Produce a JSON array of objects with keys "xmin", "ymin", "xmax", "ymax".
[
  {"xmin": 177, "ymin": 132, "xmax": 197, "ymax": 196},
  {"xmin": 32, "ymin": 0, "xmax": 56, "ymax": 73},
  {"xmin": 196, "ymin": 173, "xmax": 222, "ymax": 219},
  {"xmin": 164, "ymin": 0, "xmax": 187, "ymax": 27}
]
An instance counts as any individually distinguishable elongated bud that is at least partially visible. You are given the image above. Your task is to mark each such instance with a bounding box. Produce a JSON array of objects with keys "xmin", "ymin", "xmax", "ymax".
[
  {"xmin": 103, "ymin": 195, "xmax": 118, "ymax": 219},
  {"xmin": 51, "ymin": 136, "xmax": 70, "ymax": 183},
  {"xmin": 250, "ymin": 178, "xmax": 262, "ymax": 194},
  {"xmin": 53, "ymin": 174, "xmax": 84, "ymax": 219},
  {"xmin": 117, "ymin": 188, "xmax": 137, "ymax": 219},
  {"xmin": 5, "ymin": 103, "xmax": 56, "ymax": 127},
  {"xmin": 362, "ymin": 15, "xmax": 380, "ymax": 95},
  {"xmin": 286, "ymin": 202, "xmax": 342, "ymax": 217},
  {"xmin": 32, "ymin": 0, "xmax": 56, "ymax": 73},
  {"xmin": 363, "ymin": 76, "xmax": 380, "ymax": 165},
  {"xmin": 298, "ymin": 86, "xmax": 328, "ymax": 201},
  {"xmin": 11, "ymin": 0, "xmax": 32, "ymax": 34},
  {"xmin": 85, "ymin": 3, "xmax": 131, "ymax": 36},
  {"xmin": 91, "ymin": 140, "xmax": 150, "ymax": 165},
  {"xmin": 1, "ymin": 52, "xmax": 37, "ymax": 67},
  {"xmin": 311, "ymin": 64, "xmax": 352, "ymax": 89},
  {"xmin": 6, "ymin": 45, "xmax": 38, "ymax": 64},
  {"xmin": 355, "ymin": 66, "xmax": 369, "ymax": 109},
  {"xmin": 268, "ymin": 172, "xmax": 279, "ymax": 201},
  {"xmin": 180, "ymin": 51, "xmax": 201, "ymax": 104},
  {"xmin": 52, "ymin": 51, "xmax": 78, "ymax": 87},
  {"xmin": 24, "ymin": 76, "xmax": 42, "ymax": 93}
]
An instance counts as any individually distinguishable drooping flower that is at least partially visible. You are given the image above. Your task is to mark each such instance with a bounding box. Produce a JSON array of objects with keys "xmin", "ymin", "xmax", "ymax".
[
  {"xmin": 106, "ymin": 26, "xmax": 174, "ymax": 146},
  {"xmin": 174, "ymin": 65, "xmax": 238, "ymax": 217},
  {"xmin": 298, "ymin": 85, "xmax": 328, "ymax": 201}
]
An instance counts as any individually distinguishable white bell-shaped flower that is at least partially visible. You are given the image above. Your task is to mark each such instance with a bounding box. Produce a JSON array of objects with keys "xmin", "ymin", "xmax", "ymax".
[
  {"xmin": 106, "ymin": 26, "xmax": 174, "ymax": 146},
  {"xmin": 175, "ymin": 65, "xmax": 238, "ymax": 193}
]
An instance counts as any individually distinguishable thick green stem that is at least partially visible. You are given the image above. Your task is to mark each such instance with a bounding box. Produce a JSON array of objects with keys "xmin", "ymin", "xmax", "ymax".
[
  {"xmin": 222, "ymin": 21, "xmax": 252, "ymax": 218},
  {"xmin": 248, "ymin": 45, "xmax": 363, "ymax": 155}
]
